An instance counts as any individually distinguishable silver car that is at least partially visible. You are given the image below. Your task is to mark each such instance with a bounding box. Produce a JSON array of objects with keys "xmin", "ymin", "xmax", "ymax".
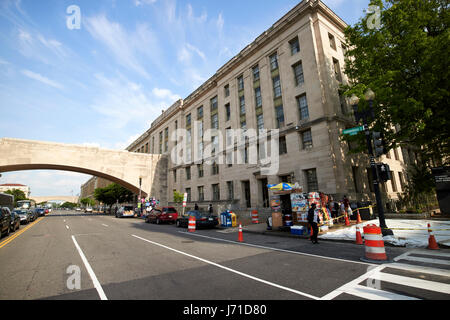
[
  {"xmin": 13, "ymin": 209, "xmax": 31, "ymax": 224},
  {"xmin": 115, "ymin": 205, "xmax": 135, "ymax": 218}
]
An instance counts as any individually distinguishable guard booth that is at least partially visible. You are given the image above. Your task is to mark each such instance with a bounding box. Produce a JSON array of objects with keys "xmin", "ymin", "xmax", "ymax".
[{"xmin": 432, "ymin": 167, "xmax": 450, "ymax": 214}]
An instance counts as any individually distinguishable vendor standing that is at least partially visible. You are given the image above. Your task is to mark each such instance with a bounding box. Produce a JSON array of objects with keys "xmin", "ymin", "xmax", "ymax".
[{"xmin": 307, "ymin": 203, "xmax": 319, "ymax": 244}]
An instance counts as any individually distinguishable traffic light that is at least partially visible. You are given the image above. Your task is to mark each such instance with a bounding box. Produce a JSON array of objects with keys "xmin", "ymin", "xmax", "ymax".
[
  {"xmin": 372, "ymin": 131, "xmax": 387, "ymax": 157},
  {"xmin": 377, "ymin": 163, "xmax": 391, "ymax": 182}
]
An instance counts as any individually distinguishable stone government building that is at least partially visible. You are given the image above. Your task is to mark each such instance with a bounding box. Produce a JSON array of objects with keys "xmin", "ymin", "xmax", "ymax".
[{"xmin": 82, "ymin": 0, "xmax": 418, "ymax": 216}]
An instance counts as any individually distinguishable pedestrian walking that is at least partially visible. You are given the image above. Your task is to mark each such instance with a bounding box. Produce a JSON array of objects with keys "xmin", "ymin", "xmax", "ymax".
[
  {"xmin": 208, "ymin": 204, "xmax": 213, "ymax": 214},
  {"xmin": 332, "ymin": 200, "xmax": 339, "ymax": 219},
  {"xmin": 307, "ymin": 203, "xmax": 319, "ymax": 244},
  {"xmin": 194, "ymin": 203, "xmax": 199, "ymax": 210},
  {"xmin": 343, "ymin": 195, "xmax": 350, "ymax": 211},
  {"xmin": 339, "ymin": 201, "xmax": 345, "ymax": 223}
]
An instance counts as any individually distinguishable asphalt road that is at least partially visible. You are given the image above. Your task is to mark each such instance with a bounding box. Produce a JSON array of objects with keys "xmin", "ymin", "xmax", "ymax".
[{"xmin": 0, "ymin": 210, "xmax": 449, "ymax": 302}]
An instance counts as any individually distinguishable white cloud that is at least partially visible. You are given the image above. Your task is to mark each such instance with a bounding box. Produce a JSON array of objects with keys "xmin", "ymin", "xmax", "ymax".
[
  {"xmin": 217, "ymin": 13, "xmax": 224, "ymax": 32},
  {"xmin": 152, "ymin": 88, "xmax": 181, "ymax": 101},
  {"xmin": 134, "ymin": 0, "xmax": 156, "ymax": 6},
  {"xmin": 16, "ymin": 28, "xmax": 70, "ymax": 65},
  {"xmin": 0, "ymin": 57, "xmax": 10, "ymax": 65},
  {"xmin": 21, "ymin": 69, "xmax": 63, "ymax": 89},
  {"xmin": 186, "ymin": 4, "xmax": 207, "ymax": 23},
  {"xmin": 85, "ymin": 15, "xmax": 152, "ymax": 79},
  {"xmin": 186, "ymin": 43, "xmax": 206, "ymax": 60},
  {"xmin": 177, "ymin": 43, "xmax": 206, "ymax": 63},
  {"xmin": 90, "ymin": 73, "xmax": 180, "ymax": 130}
]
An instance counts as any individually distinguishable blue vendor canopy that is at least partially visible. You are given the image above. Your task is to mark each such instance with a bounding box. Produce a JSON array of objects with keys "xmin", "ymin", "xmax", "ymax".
[{"xmin": 267, "ymin": 183, "xmax": 294, "ymax": 191}]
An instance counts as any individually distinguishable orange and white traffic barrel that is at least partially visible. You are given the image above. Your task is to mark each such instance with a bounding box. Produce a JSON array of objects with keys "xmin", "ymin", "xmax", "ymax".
[
  {"xmin": 188, "ymin": 216, "xmax": 196, "ymax": 233},
  {"xmin": 251, "ymin": 210, "xmax": 259, "ymax": 224},
  {"xmin": 360, "ymin": 224, "xmax": 389, "ymax": 263}
]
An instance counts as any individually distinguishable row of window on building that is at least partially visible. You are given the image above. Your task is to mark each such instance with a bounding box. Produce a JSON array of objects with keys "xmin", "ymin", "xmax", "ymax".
[
  {"xmin": 133, "ymin": 31, "xmax": 338, "ymax": 155},
  {"xmin": 179, "ymin": 168, "xmax": 319, "ymax": 205}
]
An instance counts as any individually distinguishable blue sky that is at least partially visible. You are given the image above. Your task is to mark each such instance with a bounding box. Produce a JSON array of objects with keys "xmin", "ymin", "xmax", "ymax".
[{"xmin": 0, "ymin": 0, "xmax": 370, "ymax": 198}]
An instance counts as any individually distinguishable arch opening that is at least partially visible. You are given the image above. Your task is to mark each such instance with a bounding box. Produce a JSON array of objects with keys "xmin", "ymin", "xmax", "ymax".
[{"xmin": 0, "ymin": 164, "xmax": 147, "ymax": 198}]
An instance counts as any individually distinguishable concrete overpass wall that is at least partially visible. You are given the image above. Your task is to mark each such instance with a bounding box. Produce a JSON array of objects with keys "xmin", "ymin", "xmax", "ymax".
[{"xmin": 0, "ymin": 138, "xmax": 165, "ymax": 199}]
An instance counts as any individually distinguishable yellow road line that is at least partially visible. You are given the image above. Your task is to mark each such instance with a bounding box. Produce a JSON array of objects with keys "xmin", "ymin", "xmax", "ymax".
[{"xmin": 0, "ymin": 217, "xmax": 44, "ymax": 249}]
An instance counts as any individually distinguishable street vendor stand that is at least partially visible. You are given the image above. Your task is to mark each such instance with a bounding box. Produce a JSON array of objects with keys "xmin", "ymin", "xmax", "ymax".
[{"xmin": 267, "ymin": 183, "xmax": 334, "ymax": 234}]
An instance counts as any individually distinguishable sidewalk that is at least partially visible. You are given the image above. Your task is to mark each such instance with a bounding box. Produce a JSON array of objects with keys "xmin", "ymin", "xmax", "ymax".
[
  {"xmin": 231, "ymin": 219, "xmax": 450, "ymax": 248},
  {"xmin": 243, "ymin": 223, "xmax": 310, "ymax": 240}
]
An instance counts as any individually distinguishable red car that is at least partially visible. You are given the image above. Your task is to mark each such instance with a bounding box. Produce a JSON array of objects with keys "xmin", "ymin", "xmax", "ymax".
[{"xmin": 145, "ymin": 207, "xmax": 178, "ymax": 224}]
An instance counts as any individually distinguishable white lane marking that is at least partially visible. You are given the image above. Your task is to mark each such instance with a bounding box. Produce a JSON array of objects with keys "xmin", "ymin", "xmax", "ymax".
[
  {"xmin": 102, "ymin": 224, "xmax": 108, "ymax": 227},
  {"xmin": 66, "ymin": 225, "xmax": 69, "ymax": 229},
  {"xmin": 71, "ymin": 235, "xmax": 108, "ymax": 300},
  {"xmin": 132, "ymin": 234, "xmax": 320, "ymax": 300},
  {"xmin": 177, "ymin": 231, "xmax": 373, "ymax": 266}
]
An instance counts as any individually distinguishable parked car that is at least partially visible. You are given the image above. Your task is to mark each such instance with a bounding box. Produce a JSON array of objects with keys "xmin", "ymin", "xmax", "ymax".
[
  {"xmin": 10, "ymin": 210, "xmax": 20, "ymax": 232},
  {"xmin": 115, "ymin": 205, "xmax": 135, "ymax": 218},
  {"xmin": 1, "ymin": 207, "xmax": 12, "ymax": 238},
  {"xmin": 34, "ymin": 208, "xmax": 46, "ymax": 217},
  {"xmin": 175, "ymin": 210, "xmax": 219, "ymax": 229},
  {"xmin": 85, "ymin": 207, "xmax": 93, "ymax": 213},
  {"xmin": 29, "ymin": 209, "xmax": 38, "ymax": 222},
  {"xmin": 14, "ymin": 209, "xmax": 31, "ymax": 224},
  {"xmin": 145, "ymin": 207, "xmax": 178, "ymax": 224}
]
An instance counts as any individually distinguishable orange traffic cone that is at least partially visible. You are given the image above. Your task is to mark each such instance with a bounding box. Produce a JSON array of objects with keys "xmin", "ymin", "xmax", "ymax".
[
  {"xmin": 427, "ymin": 223, "xmax": 439, "ymax": 250},
  {"xmin": 238, "ymin": 223, "xmax": 244, "ymax": 242},
  {"xmin": 344, "ymin": 213, "xmax": 350, "ymax": 226},
  {"xmin": 356, "ymin": 209, "xmax": 362, "ymax": 224},
  {"xmin": 355, "ymin": 225, "xmax": 363, "ymax": 245}
]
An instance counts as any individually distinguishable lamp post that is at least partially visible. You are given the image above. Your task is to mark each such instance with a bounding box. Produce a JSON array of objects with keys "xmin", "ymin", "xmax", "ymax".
[
  {"xmin": 350, "ymin": 90, "xmax": 393, "ymax": 236},
  {"xmin": 138, "ymin": 177, "xmax": 142, "ymax": 216}
]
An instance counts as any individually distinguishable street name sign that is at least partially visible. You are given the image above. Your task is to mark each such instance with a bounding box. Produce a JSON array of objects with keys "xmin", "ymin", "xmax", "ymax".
[{"xmin": 343, "ymin": 126, "xmax": 364, "ymax": 136}]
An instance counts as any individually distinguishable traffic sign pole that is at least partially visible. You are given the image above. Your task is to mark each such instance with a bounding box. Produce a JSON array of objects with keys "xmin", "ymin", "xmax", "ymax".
[{"xmin": 363, "ymin": 101, "xmax": 393, "ymax": 236}]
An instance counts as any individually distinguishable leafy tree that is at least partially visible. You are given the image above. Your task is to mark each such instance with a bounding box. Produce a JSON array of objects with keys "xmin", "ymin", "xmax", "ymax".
[
  {"xmin": 4, "ymin": 189, "xmax": 27, "ymax": 207},
  {"xmin": 61, "ymin": 201, "xmax": 77, "ymax": 209},
  {"xmin": 342, "ymin": 0, "xmax": 449, "ymax": 166},
  {"xmin": 173, "ymin": 191, "xmax": 184, "ymax": 203},
  {"xmin": 80, "ymin": 198, "xmax": 95, "ymax": 207},
  {"xmin": 173, "ymin": 190, "xmax": 184, "ymax": 213},
  {"xmin": 94, "ymin": 183, "xmax": 134, "ymax": 213},
  {"xmin": 397, "ymin": 160, "xmax": 438, "ymax": 213}
]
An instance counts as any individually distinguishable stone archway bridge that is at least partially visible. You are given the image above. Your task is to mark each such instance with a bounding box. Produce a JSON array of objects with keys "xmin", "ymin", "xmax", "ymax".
[{"xmin": 0, "ymin": 138, "xmax": 168, "ymax": 202}]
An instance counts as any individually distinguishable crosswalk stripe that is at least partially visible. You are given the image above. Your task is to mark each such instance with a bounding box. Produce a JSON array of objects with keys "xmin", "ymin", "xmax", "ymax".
[
  {"xmin": 407, "ymin": 250, "xmax": 450, "ymax": 258},
  {"xmin": 345, "ymin": 284, "xmax": 419, "ymax": 300},
  {"xmin": 374, "ymin": 272, "xmax": 450, "ymax": 294},
  {"xmin": 389, "ymin": 262, "xmax": 450, "ymax": 277},
  {"xmin": 399, "ymin": 256, "xmax": 450, "ymax": 266}
]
